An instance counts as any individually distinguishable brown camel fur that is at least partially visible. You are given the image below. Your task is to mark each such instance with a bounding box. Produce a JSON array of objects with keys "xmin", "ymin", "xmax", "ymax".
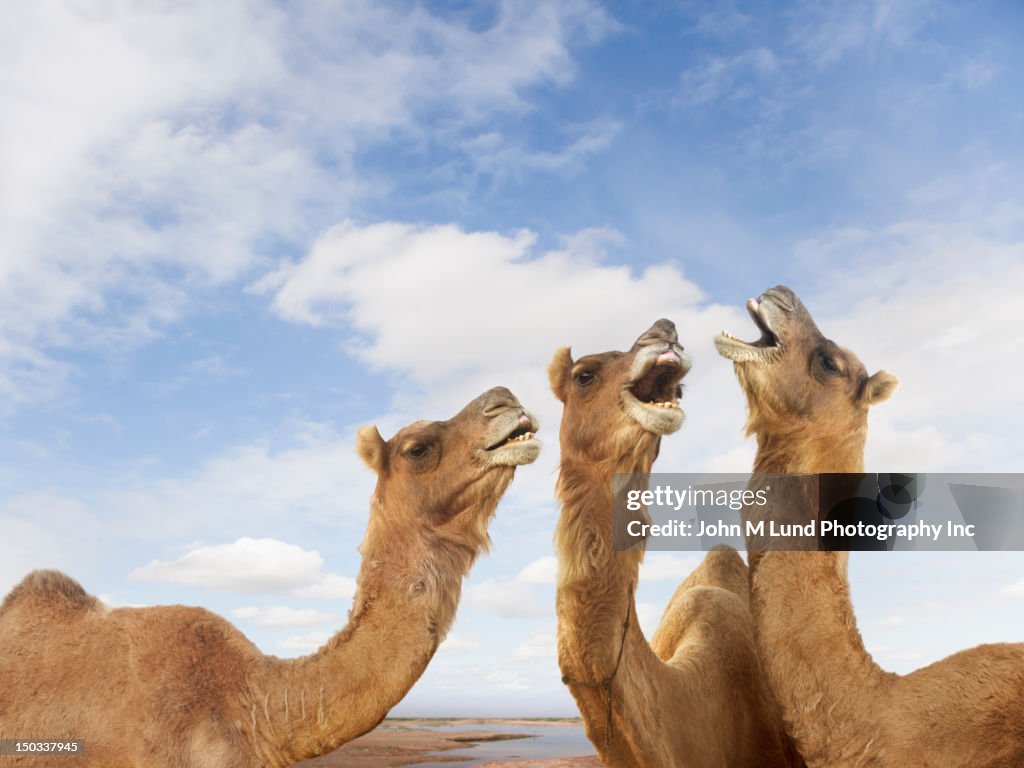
[
  {"xmin": 0, "ymin": 387, "xmax": 540, "ymax": 768},
  {"xmin": 550, "ymin": 319, "xmax": 802, "ymax": 768},
  {"xmin": 718, "ymin": 284, "xmax": 1024, "ymax": 768}
]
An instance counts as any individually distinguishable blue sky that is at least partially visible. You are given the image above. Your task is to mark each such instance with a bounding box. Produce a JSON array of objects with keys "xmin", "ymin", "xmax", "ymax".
[{"xmin": 2, "ymin": 0, "xmax": 1023, "ymax": 716}]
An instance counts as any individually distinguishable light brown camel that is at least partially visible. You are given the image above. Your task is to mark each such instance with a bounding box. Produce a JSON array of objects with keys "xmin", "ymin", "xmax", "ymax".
[
  {"xmin": 0, "ymin": 387, "xmax": 540, "ymax": 768},
  {"xmin": 550, "ymin": 319, "xmax": 803, "ymax": 768},
  {"xmin": 717, "ymin": 284, "xmax": 1024, "ymax": 768}
]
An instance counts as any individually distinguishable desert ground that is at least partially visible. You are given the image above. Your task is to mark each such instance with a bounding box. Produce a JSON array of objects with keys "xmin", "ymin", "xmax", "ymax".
[{"xmin": 293, "ymin": 718, "xmax": 602, "ymax": 767}]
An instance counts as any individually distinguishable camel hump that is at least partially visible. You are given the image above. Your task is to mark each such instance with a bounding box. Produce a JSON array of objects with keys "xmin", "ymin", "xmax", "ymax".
[
  {"xmin": 680, "ymin": 545, "xmax": 749, "ymax": 599},
  {"xmin": 1, "ymin": 570, "xmax": 98, "ymax": 613}
]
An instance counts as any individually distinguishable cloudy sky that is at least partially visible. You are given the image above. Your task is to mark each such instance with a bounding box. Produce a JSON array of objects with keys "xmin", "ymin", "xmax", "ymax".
[{"xmin": 2, "ymin": 0, "xmax": 1022, "ymax": 716}]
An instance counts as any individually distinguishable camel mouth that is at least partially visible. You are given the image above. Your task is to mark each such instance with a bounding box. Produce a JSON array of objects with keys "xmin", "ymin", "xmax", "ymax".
[
  {"xmin": 715, "ymin": 297, "xmax": 780, "ymax": 363},
  {"xmin": 628, "ymin": 353, "xmax": 685, "ymax": 407},
  {"xmin": 623, "ymin": 347, "xmax": 688, "ymax": 435},
  {"xmin": 482, "ymin": 411, "xmax": 541, "ymax": 466},
  {"xmin": 487, "ymin": 424, "xmax": 536, "ymax": 450}
]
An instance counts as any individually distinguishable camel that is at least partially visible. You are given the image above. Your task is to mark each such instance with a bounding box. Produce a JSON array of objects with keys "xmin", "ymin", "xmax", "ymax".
[
  {"xmin": 0, "ymin": 387, "xmax": 540, "ymax": 768},
  {"xmin": 717, "ymin": 284, "xmax": 1024, "ymax": 768},
  {"xmin": 550, "ymin": 319, "xmax": 803, "ymax": 767}
]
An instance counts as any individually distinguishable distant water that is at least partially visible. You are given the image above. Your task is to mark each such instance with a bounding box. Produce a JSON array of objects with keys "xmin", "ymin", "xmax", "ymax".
[{"xmin": 410, "ymin": 722, "xmax": 595, "ymax": 767}]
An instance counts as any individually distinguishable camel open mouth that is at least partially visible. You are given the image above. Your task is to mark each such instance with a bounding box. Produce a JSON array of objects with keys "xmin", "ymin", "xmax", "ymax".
[
  {"xmin": 487, "ymin": 424, "xmax": 536, "ymax": 450},
  {"xmin": 715, "ymin": 297, "xmax": 781, "ymax": 364},
  {"xmin": 483, "ymin": 413, "xmax": 541, "ymax": 466},
  {"xmin": 623, "ymin": 348, "xmax": 688, "ymax": 435},
  {"xmin": 628, "ymin": 350, "xmax": 685, "ymax": 408}
]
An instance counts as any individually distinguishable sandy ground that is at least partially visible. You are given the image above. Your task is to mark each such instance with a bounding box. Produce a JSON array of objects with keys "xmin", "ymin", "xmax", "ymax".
[{"xmin": 292, "ymin": 719, "xmax": 602, "ymax": 768}]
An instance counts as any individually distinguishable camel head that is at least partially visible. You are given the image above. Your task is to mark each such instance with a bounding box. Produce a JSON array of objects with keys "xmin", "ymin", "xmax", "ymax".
[
  {"xmin": 356, "ymin": 386, "xmax": 540, "ymax": 553},
  {"xmin": 715, "ymin": 285, "xmax": 898, "ymax": 441},
  {"xmin": 548, "ymin": 319, "xmax": 690, "ymax": 465}
]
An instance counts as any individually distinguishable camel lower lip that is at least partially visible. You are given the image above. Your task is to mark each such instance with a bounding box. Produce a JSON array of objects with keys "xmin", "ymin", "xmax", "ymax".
[
  {"xmin": 715, "ymin": 331, "xmax": 780, "ymax": 363},
  {"xmin": 716, "ymin": 301, "xmax": 779, "ymax": 357}
]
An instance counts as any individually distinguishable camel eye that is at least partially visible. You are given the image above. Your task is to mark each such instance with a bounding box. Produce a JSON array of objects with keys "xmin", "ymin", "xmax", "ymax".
[
  {"xmin": 574, "ymin": 370, "xmax": 596, "ymax": 387},
  {"xmin": 406, "ymin": 443, "xmax": 431, "ymax": 459},
  {"xmin": 820, "ymin": 354, "xmax": 841, "ymax": 376}
]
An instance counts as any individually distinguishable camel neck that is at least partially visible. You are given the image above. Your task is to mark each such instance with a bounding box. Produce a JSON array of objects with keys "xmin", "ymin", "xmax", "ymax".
[
  {"xmin": 248, "ymin": 500, "xmax": 483, "ymax": 766},
  {"xmin": 555, "ymin": 459, "xmax": 646, "ymax": 673},
  {"xmin": 749, "ymin": 434, "xmax": 891, "ymax": 764},
  {"xmin": 554, "ymin": 455, "xmax": 672, "ymax": 766},
  {"xmin": 753, "ymin": 426, "xmax": 866, "ymax": 474}
]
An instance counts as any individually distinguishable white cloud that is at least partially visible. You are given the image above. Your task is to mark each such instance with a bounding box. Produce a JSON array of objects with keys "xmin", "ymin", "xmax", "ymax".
[
  {"xmin": 104, "ymin": 427, "xmax": 375, "ymax": 538},
  {"xmin": 517, "ymin": 556, "xmax": 559, "ymax": 584},
  {"xmin": 250, "ymin": 219, "xmax": 748, "ymax": 484},
  {"xmin": 464, "ymin": 577, "xmax": 549, "ymax": 620},
  {"xmin": 787, "ymin": 0, "xmax": 935, "ymax": 66},
  {"xmin": 636, "ymin": 601, "xmax": 664, "ymax": 638},
  {"xmin": 438, "ymin": 633, "xmax": 481, "ymax": 654},
  {"xmin": 797, "ymin": 219, "xmax": 1024, "ymax": 472},
  {"xmin": 486, "ymin": 669, "xmax": 531, "ymax": 692},
  {"xmin": 1000, "ymin": 580, "xmax": 1024, "ymax": 599},
  {"xmin": 130, "ymin": 537, "xmax": 326, "ymax": 593},
  {"xmin": 0, "ymin": 1, "xmax": 613, "ymax": 408},
  {"xmin": 253, "ymin": 221, "xmax": 707, "ymax": 380},
  {"xmin": 0, "ymin": 492, "xmax": 103, "ymax": 595},
  {"xmin": 868, "ymin": 643, "xmax": 925, "ymax": 667},
  {"xmin": 639, "ymin": 553, "xmax": 700, "ymax": 582},
  {"xmin": 865, "ymin": 615, "xmax": 908, "ymax": 628},
  {"xmin": 463, "ymin": 119, "xmax": 621, "ymax": 181},
  {"xmin": 232, "ymin": 605, "xmax": 343, "ymax": 628},
  {"xmin": 96, "ymin": 594, "xmax": 147, "ymax": 609},
  {"xmin": 278, "ymin": 631, "xmax": 331, "ymax": 654},
  {"xmin": 677, "ymin": 47, "xmax": 778, "ymax": 106},
  {"xmin": 293, "ymin": 573, "xmax": 358, "ymax": 601},
  {"xmin": 250, "ymin": 219, "xmax": 764, "ymax": 537},
  {"xmin": 511, "ymin": 631, "xmax": 557, "ymax": 661}
]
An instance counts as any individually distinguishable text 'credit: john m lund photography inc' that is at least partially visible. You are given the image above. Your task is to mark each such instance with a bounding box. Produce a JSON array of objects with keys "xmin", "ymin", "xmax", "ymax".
[{"xmin": 614, "ymin": 474, "xmax": 1024, "ymax": 552}]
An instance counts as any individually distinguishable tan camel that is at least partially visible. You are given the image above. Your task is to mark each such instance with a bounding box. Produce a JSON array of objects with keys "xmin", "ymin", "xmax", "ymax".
[
  {"xmin": 550, "ymin": 319, "xmax": 803, "ymax": 767},
  {"xmin": 0, "ymin": 387, "xmax": 540, "ymax": 768},
  {"xmin": 718, "ymin": 284, "xmax": 1024, "ymax": 768}
]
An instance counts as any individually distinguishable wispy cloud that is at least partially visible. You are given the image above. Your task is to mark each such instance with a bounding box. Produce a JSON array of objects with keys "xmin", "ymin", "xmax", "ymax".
[
  {"xmin": 511, "ymin": 631, "xmax": 557, "ymax": 661},
  {"xmin": 676, "ymin": 47, "xmax": 779, "ymax": 107},
  {"xmin": 129, "ymin": 537, "xmax": 352, "ymax": 595},
  {"xmin": 278, "ymin": 631, "xmax": 331, "ymax": 654},
  {"xmin": 640, "ymin": 553, "xmax": 700, "ymax": 582},
  {"xmin": 233, "ymin": 605, "xmax": 344, "ymax": 628},
  {"xmin": 463, "ymin": 119, "xmax": 622, "ymax": 182},
  {"xmin": 517, "ymin": 556, "xmax": 559, "ymax": 584},
  {"xmin": 1000, "ymin": 580, "xmax": 1024, "ymax": 599},
  {"xmin": 786, "ymin": 0, "xmax": 939, "ymax": 66},
  {"xmin": 438, "ymin": 633, "xmax": 481, "ymax": 654},
  {"xmin": 465, "ymin": 577, "xmax": 551, "ymax": 620},
  {"xmin": 0, "ymin": 0, "xmax": 613, "ymax": 409}
]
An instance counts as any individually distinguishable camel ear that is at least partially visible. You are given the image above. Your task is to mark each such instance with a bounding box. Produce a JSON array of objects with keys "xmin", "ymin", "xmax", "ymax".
[
  {"xmin": 864, "ymin": 370, "xmax": 898, "ymax": 406},
  {"xmin": 356, "ymin": 426, "xmax": 387, "ymax": 473},
  {"xmin": 548, "ymin": 347, "xmax": 574, "ymax": 403}
]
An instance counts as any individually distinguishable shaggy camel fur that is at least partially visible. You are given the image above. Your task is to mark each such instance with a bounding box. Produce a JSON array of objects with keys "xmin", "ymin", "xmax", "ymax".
[
  {"xmin": 0, "ymin": 387, "xmax": 540, "ymax": 768},
  {"xmin": 718, "ymin": 284, "xmax": 1024, "ymax": 768},
  {"xmin": 551, "ymin": 319, "xmax": 802, "ymax": 768}
]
